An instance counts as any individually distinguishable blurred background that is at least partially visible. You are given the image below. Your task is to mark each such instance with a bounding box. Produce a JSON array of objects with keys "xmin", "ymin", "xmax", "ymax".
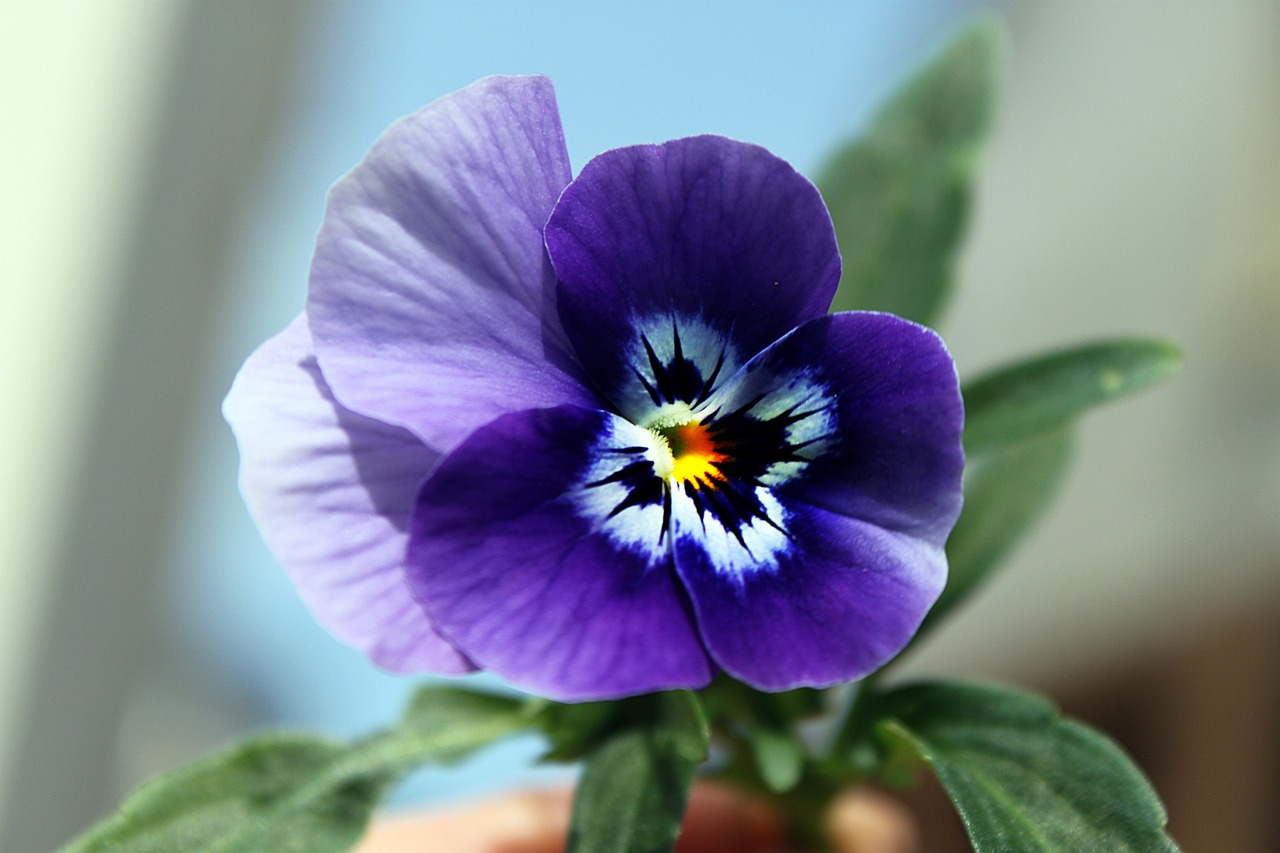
[{"xmin": 2, "ymin": 1, "xmax": 1277, "ymax": 851}]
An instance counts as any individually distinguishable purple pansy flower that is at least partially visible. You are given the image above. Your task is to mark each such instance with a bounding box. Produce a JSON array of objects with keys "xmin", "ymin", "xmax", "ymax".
[{"xmin": 225, "ymin": 75, "xmax": 964, "ymax": 701}]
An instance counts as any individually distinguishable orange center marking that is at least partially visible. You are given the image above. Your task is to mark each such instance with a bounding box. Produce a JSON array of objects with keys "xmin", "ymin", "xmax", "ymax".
[{"xmin": 662, "ymin": 421, "xmax": 724, "ymax": 487}]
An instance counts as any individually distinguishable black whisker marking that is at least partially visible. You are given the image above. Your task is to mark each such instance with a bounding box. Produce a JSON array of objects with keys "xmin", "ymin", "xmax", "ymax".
[{"xmin": 586, "ymin": 459, "xmax": 654, "ymax": 489}]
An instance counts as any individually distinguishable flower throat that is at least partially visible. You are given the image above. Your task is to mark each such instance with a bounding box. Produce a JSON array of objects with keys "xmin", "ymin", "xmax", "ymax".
[{"xmin": 654, "ymin": 420, "xmax": 725, "ymax": 489}]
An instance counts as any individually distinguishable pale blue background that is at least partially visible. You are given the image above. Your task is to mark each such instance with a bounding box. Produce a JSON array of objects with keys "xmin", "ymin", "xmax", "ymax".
[{"xmin": 171, "ymin": 0, "xmax": 977, "ymax": 804}]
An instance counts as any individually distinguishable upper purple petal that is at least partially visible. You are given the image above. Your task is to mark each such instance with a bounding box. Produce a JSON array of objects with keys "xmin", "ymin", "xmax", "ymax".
[
  {"xmin": 307, "ymin": 75, "xmax": 595, "ymax": 451},
  {"xmin": 406, "ymin": 404, "xmax": 715, "ymax": 700},
  {"xmin": 545, "ymin": 135, "xmax": 841, "ymax": 417},
  {"xmin": 223, "ymin": 316, "xmax": 473, "ymax": 674}
]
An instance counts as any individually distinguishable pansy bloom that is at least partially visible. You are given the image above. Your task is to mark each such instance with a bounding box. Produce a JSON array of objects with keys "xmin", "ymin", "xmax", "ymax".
[{"xmin": 225, "ymin": 76, "xmax": 964, "ymax": 701}]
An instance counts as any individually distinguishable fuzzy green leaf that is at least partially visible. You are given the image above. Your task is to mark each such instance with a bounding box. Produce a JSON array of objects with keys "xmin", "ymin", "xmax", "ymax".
[
  {"xmin": 566, "ymin": 691, "xmax": 709, "ymax": 853},
  {"xmin": 822, "ymin": 19, "xmax": 1000, "ymax": 326},
  {"xmin": 60, "ymin": 686, "xmax": 529, "ymax": 853},
  {"xmin": 963, "ymin": 339, "xmax": 1181, "ymax": 456},
  {"xmin": 59, "ymin": 734, "xmax": 387, "ymax": 853},
  {"xmin": 872, "ymin": 682, "xmax": 1179, "ymax": 852}
]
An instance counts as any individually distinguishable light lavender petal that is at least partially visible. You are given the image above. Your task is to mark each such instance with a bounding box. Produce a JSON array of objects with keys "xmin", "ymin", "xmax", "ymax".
[
  {"xmin": 309, "ymin": 75, "xmax": 594, "ymax": 451},
  {"xmin": 224, "ymin": 316, "xmax": 472, "ymax": 673}
]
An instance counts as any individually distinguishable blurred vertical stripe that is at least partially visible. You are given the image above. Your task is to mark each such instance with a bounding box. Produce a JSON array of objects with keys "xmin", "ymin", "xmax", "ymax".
[{"xmin": 0, "ymin": 2, "xmax": 311, "ymax": 849}]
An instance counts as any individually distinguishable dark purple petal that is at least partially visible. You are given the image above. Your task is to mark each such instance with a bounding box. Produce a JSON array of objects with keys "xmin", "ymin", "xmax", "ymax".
[
  {"xmin": 545, "ymin": 135, "xmax": 841, "ymax": 417},
  {"xmin": 308, "ymin": 75, "xmax": 594, "ymax": 451},
  {"xmin": 407, "ymin": 405, "xmax": 714, "ymax": 700},
  {"xmin": 709, "ymin": 311, "xmax": 965, "ymax": 544},
  {"xmin": 674, "ymin": 499, "xmax": 946, "ymax": 689},
  {"xmin": 223, "ymin": 316, "xmax": 473, "ymax": 674}
]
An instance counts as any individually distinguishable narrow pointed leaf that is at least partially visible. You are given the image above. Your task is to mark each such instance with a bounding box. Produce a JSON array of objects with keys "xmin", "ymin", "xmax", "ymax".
[
  {"xmin": 60, "ymin": 686, "xmax": 529, "ymax": 853},
  {"xmin": 567, "ymin": 691, "xmax": 709, "ymax": 853},
  {"xmin": 921, "ymin": 427, "xmax": 1073, "ymax": 634},
  {"xmin": 822, "ymin": 19, "xmax": 1000, "ymax": 325},
  {"xmin": 963, "ymin": 339, "xmax": 1181, "ymax": 456},
  {"xmin": 871, "ymin": 682, "xmax": 1179, "ymax": 853}
]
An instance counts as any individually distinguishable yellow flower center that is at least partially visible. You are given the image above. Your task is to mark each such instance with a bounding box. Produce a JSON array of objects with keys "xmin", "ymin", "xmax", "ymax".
[{"xmin": 654, "ymin": 420, "xmax": 724, "ymax": 488}]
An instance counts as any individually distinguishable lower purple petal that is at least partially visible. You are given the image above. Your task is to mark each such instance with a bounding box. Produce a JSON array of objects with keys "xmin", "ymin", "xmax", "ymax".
[
  {"xmin": 674, "ymin": 498, "xmax": 946, "ymax": 689},
  {"xmin": 669, "ymin": 311, "xmax": 962, "ymax": 688},
  {"xmin": 223, "ymin": 316, "xmax": 473, "ymax": 674},
  {"xmin": 407, "ymin": 405, "xmax": 714, "ymax": 700}
]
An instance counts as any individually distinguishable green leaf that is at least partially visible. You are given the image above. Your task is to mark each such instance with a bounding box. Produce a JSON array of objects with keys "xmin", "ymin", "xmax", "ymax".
[
  {"xmin": 59, "ymin": 734, "xmax": 388, "ymax": 853},
  {"xmin": 922, "ymin": 426, "xmax": 1074, "ymax": 634},
  {"xmin": 963, "ymin": 339, "xmax": 1182, "ymax": 456},
  {"xmin": 821, "ymin": 19, "xmax": 1001, "ymax": 326},
  {"xmin": 61, "ymin": 686, "xmax": 530, "ymax": 853},
  {"xmin": 871, "ymin": 682, "xmax": 1179, "ymax": 852},
  {"xmin": 567, "ymin": 691, "xmax": 709, "ymax": 853}
]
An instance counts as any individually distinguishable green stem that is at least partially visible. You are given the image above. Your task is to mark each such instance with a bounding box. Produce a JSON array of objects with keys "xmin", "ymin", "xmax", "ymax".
[
  {"xmin": 830, "ymin": 674, "xmax": 880, "ymax": 762},
  {"xmin": 775, "ymin": 767, "xmax": 844, "ymax": 850}
]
